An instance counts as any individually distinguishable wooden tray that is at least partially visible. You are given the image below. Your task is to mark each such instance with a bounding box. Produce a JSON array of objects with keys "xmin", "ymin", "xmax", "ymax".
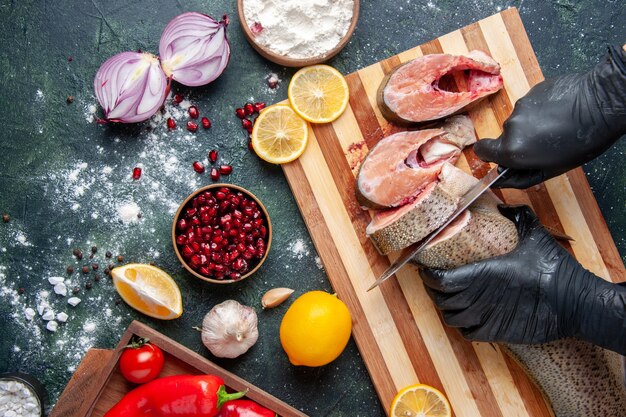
[
  {"xmin": 281, "ymin": 7, "xmax": 625, "ymax": 417},
  {"xmin": 50, "ymin": 321, "xmax": 307, "ymax": 417}
]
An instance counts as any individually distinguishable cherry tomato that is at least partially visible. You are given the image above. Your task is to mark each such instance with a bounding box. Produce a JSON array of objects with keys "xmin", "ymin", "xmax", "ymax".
[{"xmin": 119, "ymin": 338, "xmax": 164, "ymax": 384}]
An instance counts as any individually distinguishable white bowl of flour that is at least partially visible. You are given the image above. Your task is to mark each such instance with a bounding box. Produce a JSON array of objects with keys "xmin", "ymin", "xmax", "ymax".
[{"xmin": 238, "ymin": 0, "xmax": 359, "ymax": 66}]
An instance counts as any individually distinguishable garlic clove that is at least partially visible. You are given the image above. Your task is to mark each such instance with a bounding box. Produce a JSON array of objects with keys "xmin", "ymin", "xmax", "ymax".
[{"xmin": 261, "ymin": 288, "xmax": 295, "ymax": 309}]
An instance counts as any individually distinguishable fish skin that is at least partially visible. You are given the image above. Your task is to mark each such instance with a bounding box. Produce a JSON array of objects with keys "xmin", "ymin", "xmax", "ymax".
[
  {"xmin": 368, "ymin": 182, "xmax": 457, "ymax": 255},
  {"xmin": 504, "ymin": 340, "xmax": 626, "ymax": 417},
  {"xmin": 379, "ymin": 50, "xmax": 503, "ymax": 124},
  {"xmin": 356, "ymin": 115, "xmax": 476, "ymax": 209},
  {"xmin": 412, "ymin": 207, "xmax": 518, "ymax": 269}
]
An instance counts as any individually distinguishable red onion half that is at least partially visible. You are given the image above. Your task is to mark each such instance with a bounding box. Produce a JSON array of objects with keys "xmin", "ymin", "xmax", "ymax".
[
  {"xmin": 159, "ymin": 12, "xmax": 230, "ymax": 87},
  {"xmin": 94, "ymin": 52, "xmax": 168, "ymax": 123}
]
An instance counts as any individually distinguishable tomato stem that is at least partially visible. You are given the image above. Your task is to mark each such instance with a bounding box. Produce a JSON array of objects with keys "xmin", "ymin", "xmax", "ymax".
[{"xmin": 125, "ymin": 336, "xmax": 150, "ymax": 349}]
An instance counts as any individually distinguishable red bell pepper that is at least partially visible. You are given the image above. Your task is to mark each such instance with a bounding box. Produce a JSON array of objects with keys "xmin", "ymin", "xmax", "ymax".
[
  {"xmin": 217, "ymin": 400, "xmax": 277, "ymax": 417},
  {"xmin": 104, "ymin": 374, "xmax": 246, "ymax": 417}
]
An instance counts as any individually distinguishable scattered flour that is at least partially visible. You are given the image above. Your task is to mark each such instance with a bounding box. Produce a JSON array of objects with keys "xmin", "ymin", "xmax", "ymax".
[
  {"xmin": 117, "ymin": 202, "xmax": 141, "ymax": 224},
  {"xmin": 243, "ymin": 0, "xmax": 355, "ymax": 59}
]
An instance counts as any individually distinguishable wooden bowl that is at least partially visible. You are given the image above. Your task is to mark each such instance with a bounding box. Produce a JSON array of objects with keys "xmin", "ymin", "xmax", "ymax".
[
  {"xmin": 237, "ymin": 0, "xmax": 360, "ymax": 67},
  {"xmin": 172, "ymin": 184, "xmax": 272, "ymax": 284}
]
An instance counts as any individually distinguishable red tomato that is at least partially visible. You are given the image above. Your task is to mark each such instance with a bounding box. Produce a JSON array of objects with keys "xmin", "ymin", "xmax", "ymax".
[{"xmin": 119, "ymin": 341, "xmax": 164, "ymax": 384}]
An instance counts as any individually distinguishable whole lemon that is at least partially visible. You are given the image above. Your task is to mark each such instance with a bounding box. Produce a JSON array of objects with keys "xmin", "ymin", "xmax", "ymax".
[{"xmin": 280, "ymin": 291, "xmax": 352, "ymax": 367}]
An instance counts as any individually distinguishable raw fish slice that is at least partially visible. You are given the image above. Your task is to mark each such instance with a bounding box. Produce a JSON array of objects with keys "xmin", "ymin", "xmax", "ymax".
[
  {"xmin": 367, "ymin": 182, "xmax": 457, "ymax": 255},
  {"xmin": 356, "ymin": 115, "xmax": 475, "ymax": 209},
  {"xmin": 379, "ymin": 50, "xmax": 503, "ymax": 124}
]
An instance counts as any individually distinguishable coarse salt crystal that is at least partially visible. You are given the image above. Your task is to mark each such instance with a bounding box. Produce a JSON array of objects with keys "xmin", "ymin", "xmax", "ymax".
[
  {"xmin": 83, "ymin": 321, "xmax": 96, "ymax": 333},
  {"xmin": 56, "ymin": 312, "xmax": 68, "ymax": 322},
  {"xmin": 48, "ymin": 276, "xmax": 64, "ymax": 285},
  {"xmin": 46, "ymin": 321, "xmax": 58, "ymax": 332},
  {"xmin": 24, "ymin": 308, "xmax": 35, "ymax": 320},
  {"xmin": 67, "ymin": 297, "xmax": 81, "ymax": 307},
  {"xmin": 54, "ymin": 282, "xmax": 67, "ymax": 296},
  {"xmin": 42, "ymin": 310, "xmax": 55, "ymax": 321}
]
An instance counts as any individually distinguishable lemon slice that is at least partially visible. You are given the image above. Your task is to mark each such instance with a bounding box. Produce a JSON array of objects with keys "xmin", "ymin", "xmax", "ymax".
[
  {"xmin": 111, "ymin": 264, "xmax": 183, "ymax": 320},
  {"xmin": 288, "ymin": 65, "xmax": 350, "ymax": 124},
  {"xmin": 251, "ymin": 104, "xmax": 309, "ymax": 164},
  {"xmin": 390, "ymin": 384, "xmax": 452, "ymax": 417}
]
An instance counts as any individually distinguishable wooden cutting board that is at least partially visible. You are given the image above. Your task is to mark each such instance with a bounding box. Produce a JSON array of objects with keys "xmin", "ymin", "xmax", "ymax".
[{"xmin": 282, "ymin": 7, "xmax": 625, "ymax": 417}]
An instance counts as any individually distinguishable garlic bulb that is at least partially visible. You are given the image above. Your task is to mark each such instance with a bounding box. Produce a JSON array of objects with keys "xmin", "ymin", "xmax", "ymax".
[{"xmin": 201, "ymin": 300, "xmax": 258, "ymax": 359}]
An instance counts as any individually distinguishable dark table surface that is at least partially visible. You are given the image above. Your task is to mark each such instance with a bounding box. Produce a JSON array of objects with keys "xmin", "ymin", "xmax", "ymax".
[{"xmin": 0, "ymin": 0, "xmax": 624, "ymax": 416}]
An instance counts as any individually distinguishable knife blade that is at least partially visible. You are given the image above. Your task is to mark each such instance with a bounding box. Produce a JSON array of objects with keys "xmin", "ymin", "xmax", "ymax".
[{"xmin": 366, "ymin": 166, "xmax": 509, "ymax": 292}]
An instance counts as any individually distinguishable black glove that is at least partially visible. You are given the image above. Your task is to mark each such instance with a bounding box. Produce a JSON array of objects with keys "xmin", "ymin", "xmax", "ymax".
[
  {"xmin": 420, "ymin": 205, "xmax": 626, "ymax": 355},
  {"xmin": 474, "ymin": 45, "xmax": 626, "ymax": 189}
]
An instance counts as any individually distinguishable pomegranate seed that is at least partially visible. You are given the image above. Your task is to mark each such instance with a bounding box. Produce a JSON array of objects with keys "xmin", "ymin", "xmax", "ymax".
[
  {"xmin": 174, "ymin": 94, "xmax": 184, "ymax": 104},
  {"xmin": 167, "ymin": 118, "xmax": 176, "ymax": 129},
  {"xmin": 233, "ymin": 258, "xmax": 248, "ymax": 271},
  {"xmin": 220, "ymin": 213, "xmax": 232, "ymax": 224},
  {"xmin": 187, "ymin": 121, "xmax": 199, "ymax": 132},
  {"xmin": 177, "ymin": 219, "xmax": 188, "ymax": 231},
  {"xmin": 242, "ymin": 251, "xmax": 254, "ymax": 260},
  {"xmin": 248, "ymin": 138, "xmax": 254, "ymax": 151},
  {"xmin": 209, "ymin": 150, "xmax": 218, "ymax": 163},
  {"xmin": 210, "ymin": 168, "xmax": 220, "ymax": 181},
  {"xmin": 191, "ymin": 241, "xmax": 201, "ymax": 252},
  {"xmin": 187, "ymin": 230, "xmax": 196, "ymax": 241},
  {"xmin": 243, "ymin": 207, "xmax": 254, "ymax": 217},
  {"xmin": 229, "ymin": 272, "xmax": 242, "ymax": 280},
  {"xmin": 212, "ymin": 235, "xmax": 223, "ymax": 244},
  {"xmin": 246, "ymin": 125, "xmax": 253, "ymax": 134},
  {"xmin": 68, "ymin": 56, "xmax": 73, "ymax": 62},
  {"xmin": 219, "ymin": 165, "xmax": 233, "ymax": 175},
  {"xmin": 199, "ymin": 266, "xmax": 211, "ymax": 276},
  {"xmin": 244, "ymin": 103, "xmax": 254, "ymax": 116},
  {"xmin": 211, "ymin": 253, "xmax": 222, "ymax": 263},
  {"xmin": 190, "ymin": 254, "xmax": 202, "ymax": 266},
  {"xmin": 242, "ymin": 223, "xmax": 253, "ymax": 232},
  {"xmin": 214, "ymin": 264, "xmax": 225, "ymax": 273},
  {"xmin": 201, "ymin": 117, "xmax": 211, "ymax": 129},
  {"xmin": 246, "ymin": 245, "xmax": 257, "ymax": 256},
  {"xmin": 236, "ymin": 243, "xmax": 246, "ymax": 253},
  {"xmin": 260, "ymin": 225, "xmax": 267, "ymax": 238},
  {"xmin": 242, "ymin": 118, "xmax": 252, "ymax": 130},
  {"xmin": 188, "ymin": 105, "xmax": 199, "ymax": 119},
  {"xmin": 193, "ymin": 161, "xmax": 205, "ymax": 173},
  {"xmin": 235, "ymin": 108, "xmax": 246, "ymax": 119},
  {"xmin": 254, "ymin": 102, "xmax": 266, "ymax": 112},
  {"xmin": 210, "ymin": 242, "xmax": 219, "ymax": 251},
  {"xmin": 216, "ymin": 191, "xmax": 226, "ymax": 200},
  {"xmin": 229, "ymin": 229, "xmax": 239, "ymax": 237},
  {"xmin": 176, "ymin": 235, "xmax": 187, "ymax": 245},
  {"xmin": 182, "ymin": 245, "xmax": 195, "ymax": 258},
  {"xmin": 191, "ymin": 216, "xmax": 201, "ymax": 226},
  {"xmin": 250, "ymin": 21, "xmax": 263, "ymax": 35},
  {"xmin": 219, "ymin": 201, "xmax": 231, "ymax": 213},
  {"xmin": 186, "ymin": 207, "xmax": 197, "ymax": 218},
  {"xmin": 132, "ymin": 167, "xmax": 142, "ymax": 180},
  {"xmin": 201, "ymin": 213, "xmax": 210, "ymax": 224}
]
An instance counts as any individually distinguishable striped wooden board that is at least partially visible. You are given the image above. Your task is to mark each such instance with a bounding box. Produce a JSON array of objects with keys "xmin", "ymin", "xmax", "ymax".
[{"xmin": 281, "ymin": 7, "xmax": 626, "ymax": 417}]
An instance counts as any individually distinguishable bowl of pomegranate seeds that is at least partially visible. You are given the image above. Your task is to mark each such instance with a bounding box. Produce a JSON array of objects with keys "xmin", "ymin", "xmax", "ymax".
[{"xmin": 172, "ymin": 184, "xmax": 272, "ymax": 284}]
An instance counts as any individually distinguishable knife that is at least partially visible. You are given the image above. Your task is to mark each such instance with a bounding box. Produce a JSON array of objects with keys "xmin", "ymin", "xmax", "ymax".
[{"xmin": 367, "ymin": 166, "xmax": 510, "ymax": 292}]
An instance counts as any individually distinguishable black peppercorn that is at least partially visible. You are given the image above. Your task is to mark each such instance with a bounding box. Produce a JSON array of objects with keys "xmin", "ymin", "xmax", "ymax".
[
  {"xmin": 73, "ymin": 248, "xmax": 83, "ymax": 260},
  {"xmin": 85, "ymin": 282, "xmax": 93, "ymax": 290},
  {"xmin": 18, "ymin": 287, "xmax": 24, "ymax": 295},
  {"xmin": 72, "ymin": 286, "xmax": 79, "ymax": 294},
  {"xmin": 117, "ymin": 255, "xmax": 124, "ymax": 263},
  {"xmin": 94, "ymin": 273, "xmax": 101, "ymax": 282},
  {"xmin": 105, "ymin": 251, "xmax": 112, "ymax": 258},
  {"xmin": 92, "ymin": 263, "xmax": 99, "ymax": 271},
  {"xmin": 2, "ymin": 214, "xmax": 9, "ymax": 223},
  {"xmin": 66, "ymin": 266, "xmax": 74, "ymax": 274},
  {"xmin": 82, "ymin": 266, "xmax": 90, "ymax": 274},
  {"xmin": 91, "ymin": 246, "xmax": 97, "ymax": 253}
]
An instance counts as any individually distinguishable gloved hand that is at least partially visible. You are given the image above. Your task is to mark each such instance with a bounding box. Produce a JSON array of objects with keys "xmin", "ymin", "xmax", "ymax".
[
  {"xmin": 474, "ymin": 45, "xmax": 626, "ymax": 188},
  {"xmin": 420, "ymin": 205, "xmax": 626, "ymax": 355}
]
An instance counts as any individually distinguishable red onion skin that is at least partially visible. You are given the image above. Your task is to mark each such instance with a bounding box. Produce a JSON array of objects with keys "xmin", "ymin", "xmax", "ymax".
[
  {"xmin": 159, "ymin": 12, "xmax": 230, "ymax": 87},
  {"xmin": 94, "ymin": 52, "xmax": 168, "ymax": 123}
]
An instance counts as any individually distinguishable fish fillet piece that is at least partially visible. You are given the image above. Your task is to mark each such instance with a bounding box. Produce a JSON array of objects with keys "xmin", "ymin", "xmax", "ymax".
[
  {"xmin": 367, "ymin": 162, "xmax": 483, "ymax": 255},
  {"xmin": 367, "ymin": 181, "xmax": 458, "ymax": 254},
  {"xmin": 356, "ymin": 115, "xmax": 475, "ymax": 209},
  {"xmin": 504, "ymin": 340, "xmax": 626, "ymax": 417},
  {"xmin": 379, "ymin": 50, "xmax": 504, "ymax": 124}
]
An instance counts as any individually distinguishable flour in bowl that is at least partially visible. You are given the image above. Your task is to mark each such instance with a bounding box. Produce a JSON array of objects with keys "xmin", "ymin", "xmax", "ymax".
[{"xmin": 243, "ymin": 0, "xmax": 355, "ymax": 60}]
